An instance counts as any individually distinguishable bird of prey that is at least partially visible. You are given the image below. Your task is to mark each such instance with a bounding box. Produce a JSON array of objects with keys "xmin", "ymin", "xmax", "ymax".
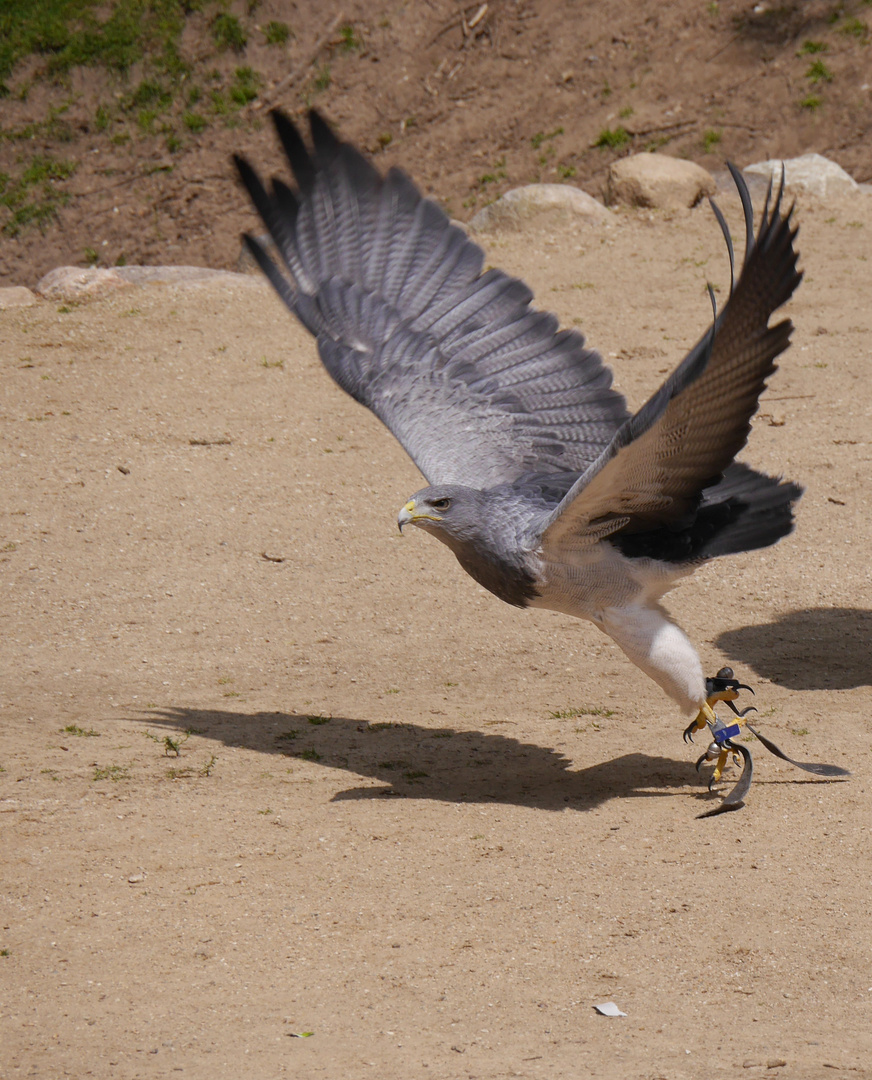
[{"xmin": 234, "ymin": 109, "xmax": 842, "ymax": 811}]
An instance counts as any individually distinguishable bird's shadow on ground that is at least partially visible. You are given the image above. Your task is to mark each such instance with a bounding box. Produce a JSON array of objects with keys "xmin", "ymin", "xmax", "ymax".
[
  {"xmin": 716, "ymin": 607, "xmax": 872, "ymax": 691},
  {"xmin": 140, "ymin": 706, "xmax": 722, "ymax": 814}
]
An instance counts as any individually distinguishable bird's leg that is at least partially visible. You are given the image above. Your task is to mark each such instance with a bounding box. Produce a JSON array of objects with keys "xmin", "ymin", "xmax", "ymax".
[
  {"xmin": 694, "ymin": 714, "xmax": 750, "ymax": 789},
  {"xmin": 685, "ymin": 667, "xmax": 758, "ymax": 814},
  {"xmin": 685, "ymin": 667, "xmax": 849, "ymax": 817},
  {"xmin": 682, "ymin": 665, "xmax": 756, "ymax": 744}
]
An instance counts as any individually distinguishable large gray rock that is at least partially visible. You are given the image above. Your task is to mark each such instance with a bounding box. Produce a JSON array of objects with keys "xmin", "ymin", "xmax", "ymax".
[
  {"xmin": 35, "ymin": 264, "xmax": 256, "ymax": 303},
  {"xmin": 744, "ymin": 154, "xmax": 860, "ymax": 199},
  {"xmin": 607, "ymin": 154, "xmax": 716, "ymax": 209},
  {"xmin": 470, "ymin": 184, "xmax": 612, "ymax": 233},
  {"xmin": 0, "ymin": 286, "xmax": 38, "ymax": 309},
  {"xmin": 34, "ymin": 266, "xmax": 132, "ymax": 302},
  {"xmin": 114, "ymin": 266, "xmax": 251, "ymax": 286}
]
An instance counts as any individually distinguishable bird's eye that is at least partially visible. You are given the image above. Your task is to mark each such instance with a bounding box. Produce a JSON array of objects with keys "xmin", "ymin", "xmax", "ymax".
[{"xmin": 430, "ymin": 497, "xmax": 452, "ymax": 511}]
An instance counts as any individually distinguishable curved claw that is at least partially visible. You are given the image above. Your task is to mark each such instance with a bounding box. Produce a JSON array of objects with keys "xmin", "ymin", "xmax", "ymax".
[
  {"xmin": 697, "ymin": 741, "xmax": 754, "ymax": 818},
  {"xmin": 726, "ymin": 700, "xmax": 758, "ymax": 718},
  {"xmin": 695, "ymin": 751, "xmax": 711, "ymax": 773},
  {"xmin": 683, "ymin": 723, "xmax": 698, "ymax": 745}
]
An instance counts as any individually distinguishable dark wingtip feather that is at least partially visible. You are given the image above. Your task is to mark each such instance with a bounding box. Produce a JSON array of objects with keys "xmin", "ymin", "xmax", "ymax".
[
  {"xmin": 271, "ymin": 176, "xmax": 300, "ymax": 223},
  {"xmin": 726, "ymin": 161, "xmax": 754, "ymax": 265},
  {"xmin": 308, "ymin": 108, "xmax": 341, "ymax": 165},
  {"xmin": 241, "ymin": 233, "xmax": 291, "ymax": 297},
  {"xmin": 233, "ymin": 154, "xmax": 272, "ymax": 221},
  {"xmin": 707, "ymin": 195, "xmax": 735, "ymax": 295},
  {"xmin": 270, "ymin": 108, "xmax": 316, "ymax": 193}
]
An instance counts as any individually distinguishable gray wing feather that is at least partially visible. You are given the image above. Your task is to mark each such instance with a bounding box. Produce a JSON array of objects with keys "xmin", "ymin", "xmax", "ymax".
[
  {"xmin": 541, "ymin": 168, "xmax": 801, "ymax": 554},
  {"xmin": 235, "ymin": 110, "xmax": 629, "ymax": 488}
]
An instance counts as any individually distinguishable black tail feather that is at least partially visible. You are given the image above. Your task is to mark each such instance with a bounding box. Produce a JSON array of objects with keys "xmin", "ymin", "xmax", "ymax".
[{"xmin": 609, "ymin": 463, "xmax": 802, "ymax": 564}]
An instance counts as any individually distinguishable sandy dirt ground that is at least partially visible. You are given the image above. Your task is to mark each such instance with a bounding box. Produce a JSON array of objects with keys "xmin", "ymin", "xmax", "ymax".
[
  {"xmin": 3, "ymin": 0, "xmax": 872, "ymax": 287},
  {"xmin": 2, "ymin": 184, "xmax": 872, "ymax": 1079}
]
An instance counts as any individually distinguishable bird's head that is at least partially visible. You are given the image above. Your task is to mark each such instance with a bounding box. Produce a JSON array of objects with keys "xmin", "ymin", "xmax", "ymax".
[{"xmin": 397, "ymin": 485, "xmax": 484, "ymax": 545}]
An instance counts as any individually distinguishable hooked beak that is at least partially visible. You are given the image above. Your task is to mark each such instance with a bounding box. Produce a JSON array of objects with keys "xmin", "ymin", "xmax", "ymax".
[
  {"xmin": 397, "ymin": 500, "xmax": 416, "ymax": 534},
  {"xmin": 397, "ymin": 498, "xmax": 442, "ymax": 533}
]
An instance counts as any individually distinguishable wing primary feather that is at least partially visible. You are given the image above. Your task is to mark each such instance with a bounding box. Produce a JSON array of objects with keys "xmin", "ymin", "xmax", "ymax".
[
  {"xmin": 241, "ymin": 233, "xmax": 296, "ymax": 309},
  {"xmin": 726, "ymin": 162, "xmax": 755, "ymax": 268},
  {"xmin": 271, "ymin": 178, "xmax": 299, "ymax": 228},
  {"xmin": 772, "ymin": 162, "xmax": 786, "ymax": 223},
  {"xmin": 760, "ymin": 175, "xmax": 773, "ymax": 237},
  {"xmin": 707, "ymin": 196, "xmax": 735, "ymax": 296},
  {"xmin": 271, "ymin": 108, "xmax": 316, "ymax": 194},
  {"xmin": 309, "ymin": 109, "xmax": 342, "ymax": 166},
  {"xmin": 540, "ymin": 161, "xmax": 802, "ymax": 548},
  {"xmin": 706, "ymin": 282, "xmax": 717, "ymax": 322},
  {"xmin": 237, "ymin": 108, "xmax": 633, "ymax": 485}
]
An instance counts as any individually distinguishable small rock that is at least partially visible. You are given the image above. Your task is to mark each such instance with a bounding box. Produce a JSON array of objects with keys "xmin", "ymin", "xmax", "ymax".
[
  {"xmin": 766, "ymin": 1060, "xmax": 787, "ymax": 1070},
  {"xmin": 745, "ymin": 153, "xmax": 860, "ymax": 199},
  {"xmin": 470, "ymin": 184, "xmax": 612, "ymax": 233},
  {"xmin": 607, "ymin": 154, "xmax": 716, "ymax": 209},
  {"xmin": 127, "ymin": 873, "xmax": 145, "ymax": 884},
  {"xmin": 35, "ymin": 266, "xmax": 131, "ymax": 303},
  {"xmin": 0, "ymin": 286, "xmax": 38, "ymax": 309}
]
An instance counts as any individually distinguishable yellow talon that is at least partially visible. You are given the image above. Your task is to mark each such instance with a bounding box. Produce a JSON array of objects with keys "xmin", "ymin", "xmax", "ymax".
[
  {"xmin": 683, "ymin": 700, "xmax": 718, "ymax": 744},
  {"xmin": 711, "ymin": 748, "xmax": 729, "ymax": 784}
]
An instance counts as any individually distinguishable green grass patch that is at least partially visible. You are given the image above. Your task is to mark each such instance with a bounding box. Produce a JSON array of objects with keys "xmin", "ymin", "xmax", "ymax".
[
  {"xmin": 0, "ymin": 0, "xmax": 195, "ymax": 91},
  {"xmin": 839, "ymin": 16, "xmax": 868, "ymax": 39},
  {"xmin": 338, "ymin": 23, "xmax": 362, "ymax": 52},
  {"xmin": 478, "ymin": 156, "xmax": 507, "ymax": 186},
  {"xmin": 0, "ymin": 154, "xmax": 76, "ymax": 236},
  {"xmin": 1, "ymin": 103, "xmax": 74, "ymax": 143},
  {"xmin": 229, "ymin": 65, "xmax": 259, "ymax": 105},
  {"xmin": 264, "ymin": 20, "xmax": 290, "ymax": 46},
  {"xmin": 93, "ymin": 763, "xmax": 129, "ymax": 782},
  {"xmin": 806, "ymin": 59, "xmax": 834, "ymax": 83},
  {"xmin": 549, "ymin": 705, "xmax": 616, "ymax": 720},
  {"xmin": 183, "ymin": 110, "xmax": 206, "ymax": 132},
  {"xmin": 211, "ymin": 12, "xmax": 247, "ymax": 52},
  {"xmin": 594, "ymin": 126, "xmax": 630, "ymax": 150},
  {"xmin": 531, "ymin": 126, "xmax": 563, "ymax": 149}
]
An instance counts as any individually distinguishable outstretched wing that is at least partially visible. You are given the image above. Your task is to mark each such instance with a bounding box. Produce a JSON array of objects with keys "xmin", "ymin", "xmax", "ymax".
[
  {"xmin": 539, "ymin": 167, "xmax": 802, "ymax": 557},
  {"xmin": 234, "ymin": 109, "xmax": 629, "ymax": 489}
]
